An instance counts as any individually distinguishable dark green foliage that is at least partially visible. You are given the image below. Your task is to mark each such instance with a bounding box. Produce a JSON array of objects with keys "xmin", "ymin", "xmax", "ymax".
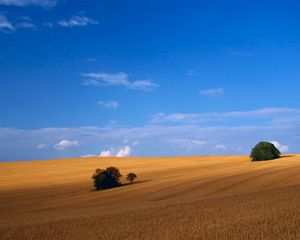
[
  {"xmin": 127, "ymin": 172, "xmax": 137, "ymax": 183},
  {"xmin": 250, "ymin": 141, "xmax": 281, "ymax": 161},
  {"xmin": 92, "ymin": 166, "xmax": 122, "ymax": 190}
]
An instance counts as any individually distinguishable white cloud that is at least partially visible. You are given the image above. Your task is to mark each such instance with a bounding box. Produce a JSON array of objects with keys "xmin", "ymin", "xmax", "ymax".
[
  {"xmin": 214, "ymin": 144, "xmax": 242, "ymax": 153},
  {"xmin": 0, "ymin": 14, "xmax": 37, "ymax": 33},
  {"xmin": 0, "ymin": 14, "xmax": 14, "ymax": 32},
  {"xmin": 82, "ymin": 72, "xmax": 159, "ymax": 91},
  {"xmin": 99, "ymin": 146, "xmax": 131, "ymax": 157},
  {"xmin": 58, "ymin": 16, "xmax": 98, "ymax": 27},
  {"xmin": 54, "ymin": 140, "xmax": 79, "ymax": 150},
  {"xmin": 270, "ymin": 141, "xmax": 289, "ymax": 153},
  {"xmin": 168, "ymin": 138, "xmax": 207, "ymax": 151},
  {"xmin": 0, "ymin": 0, "xmax": 57, "ymax": 7},
  {"xmin": 199, "ymin": 88, "xmax": 224, "ymax": 97},
  {"xmin": 0, "ymin": 107, "xmax": 299, "ymax": 161},
  {"xmin": 82, "ymin": 72, "xmax": 129, "ymax": 86},
  {"xmin": 152, "ymin": 108, "xmax": 300, "ymax": 124},
  {"xmin": 99, "ymin": 150, "xmax": 112, "ymax": 157},
  {"xmin": 37, "ymin": 143, "xmax": 46, "ymax": 149},
  {"xmin": 116, "ymin": 146, "xmax": 131, "ymax": 157},
  {"xmin": 98, "ymin": 100, "xmax": 119, "ymax": 108},
  {"xmin": 16, "ymin": 17, "xmax": 36, "ymax": 29},
  {"xmin": 214, "ymin": 144, "xmax": 228, "ymax": 150},
  {"xmin": 129, "ymin": 80, "xmax": 159, "ymax": 91}
]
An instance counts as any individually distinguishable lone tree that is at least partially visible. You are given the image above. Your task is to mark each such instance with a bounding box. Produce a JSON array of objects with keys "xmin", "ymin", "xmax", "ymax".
[
  {"xmin": 250, "ymin": 141, "xmax": 281, "ymax": 161},
  {"xmin": 127, "ymin": 172, "xmax": 137, "ymax": 184},
  {"xmin": 92, "ymin": 166, "xmax": 122, "ymax": 190}
]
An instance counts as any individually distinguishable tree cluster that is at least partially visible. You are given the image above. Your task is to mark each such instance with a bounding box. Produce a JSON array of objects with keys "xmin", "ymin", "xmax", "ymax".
[{"xmin": 92, "ymin": 166, "xmax": 137, "ymax": 191}]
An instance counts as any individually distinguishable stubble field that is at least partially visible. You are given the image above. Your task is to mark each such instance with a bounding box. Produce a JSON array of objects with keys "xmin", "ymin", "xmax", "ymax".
[{"xmin": 1, "ymin": 155, "xmax": 300, "ymax": 239}]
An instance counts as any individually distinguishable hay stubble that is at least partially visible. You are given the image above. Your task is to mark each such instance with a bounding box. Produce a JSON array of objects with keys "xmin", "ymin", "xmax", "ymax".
[{"xmin": 0, "ymin": 155, "xmax": 300, "ymax": 239}]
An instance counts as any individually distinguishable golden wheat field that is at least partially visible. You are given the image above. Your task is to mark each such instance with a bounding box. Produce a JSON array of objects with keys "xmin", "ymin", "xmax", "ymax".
[{"xmin": 1, "ymin": 155, "xmax": 300, "ymax": 240}]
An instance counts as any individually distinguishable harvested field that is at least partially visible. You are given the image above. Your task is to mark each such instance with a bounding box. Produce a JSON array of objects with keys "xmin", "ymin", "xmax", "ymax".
[{"xmin": 1, "ymin": 155, "xmax": 300, "ymax": 239}]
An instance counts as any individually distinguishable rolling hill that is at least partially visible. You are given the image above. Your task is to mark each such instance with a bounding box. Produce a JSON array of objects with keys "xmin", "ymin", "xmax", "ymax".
[{"xmin": 1, "ymin": 155, "xmax": 300, "ymax": 239}]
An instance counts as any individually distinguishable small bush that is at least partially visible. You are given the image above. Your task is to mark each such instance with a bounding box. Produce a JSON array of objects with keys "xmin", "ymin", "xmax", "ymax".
[
  {"xmin": 92, "ymin": 166, "xmax": 122, "ymax": 190},
  {"xmin": 127, "ymin": 172, "xmax": 137, "ymax": 184},
  {"xmin": 250, "ymin": 141, "xmax": 281, "ymax": 161}
]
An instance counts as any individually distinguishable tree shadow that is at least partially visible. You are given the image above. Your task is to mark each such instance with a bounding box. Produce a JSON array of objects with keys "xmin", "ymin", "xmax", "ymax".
[
  {"xmin": 251, "ymin": 155, "xmax": 296, "ymax": 162},
  {"xmin": 280, "ymin": 155, "xmax": 295, "ymax": 158},
  {"xmin": 91, "ymin": 179, "xmax": 150, "ymax": 192},
  {"xmin": 121, "ymin": 179, "xmax": 150, "ymax": 187}
]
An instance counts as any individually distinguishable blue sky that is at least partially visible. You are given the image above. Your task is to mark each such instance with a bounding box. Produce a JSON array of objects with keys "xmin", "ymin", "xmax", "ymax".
[{"xmin": 1, "ymin": 0, "xmax": 300, "ymax": 161}]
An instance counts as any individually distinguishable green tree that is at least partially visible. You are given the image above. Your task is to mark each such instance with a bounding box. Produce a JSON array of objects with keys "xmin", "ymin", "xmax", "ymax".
[{"xmin": 250, "ymin": 141, "xmax": 281, "ymax": 161}]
